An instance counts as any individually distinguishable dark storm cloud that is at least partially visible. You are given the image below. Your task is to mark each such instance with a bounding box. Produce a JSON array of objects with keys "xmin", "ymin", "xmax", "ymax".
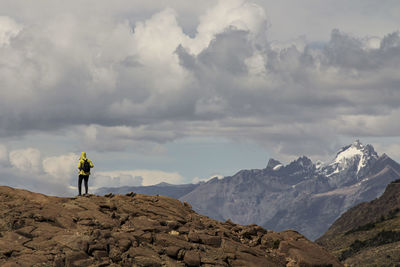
[{"xmin": 176, "ymin": 28, "xmax": 400, "ymax": 156}]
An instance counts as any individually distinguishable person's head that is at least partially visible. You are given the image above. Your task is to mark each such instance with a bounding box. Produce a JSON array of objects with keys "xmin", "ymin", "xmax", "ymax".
[{"xmin": 80, "ymin": 152, "xmax": 87, "ymax": 159}]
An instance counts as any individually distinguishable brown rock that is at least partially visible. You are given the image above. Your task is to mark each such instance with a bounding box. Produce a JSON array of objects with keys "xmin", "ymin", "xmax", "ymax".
[
  {"xmin": 141, "ymin": 232, "xmax": 153, "ymax": 243},
  {"xmin": 165, "ymin": 246, "xmax": 181, "ymax": 259},
  {"xmin": 221, "ymin": 239, "xmax": 239, "ymax": 254},
  {"xmin": 166, "ymin": 220, "xmax": 181, "ymax": 230},
  {"xmin": 52, "ymin": 234, "xmax": 89, "ymax": 252},
  {"xmin": 188, "ymin": 231, "xmax": 200, "ymax": 243},
  {"xmin": 65, "ymin": 251, "xmax": 89, "ymax": 267},
  {"xmin": 154, "ymin": 233, "xmax": 191, "ymax": 248},
  {"xmin": 178, "ymin": 226, "xmax": 190, "ymax": 234},
  {"xmin": 53, "ymin": 254, "xmax": 65, "ymax": 267},
  {"xmin": 15, "ymin": 226, "xmax": 35, "ymax": 239},
  {"xmin": 88, "ymin": 242, "xmax": 107, "ymax": 255},
  {"xmin": 74, "ymin": 258, "xmax": 96, "ymax": 266},
  {"xmin": 2, "ymin": 263, "xmax": 21, "ymax": 267},
  {"xmin": 177, "ymin": 248, "xmax": 186, "ymax": 260},
  {"xmin": 183, "ymin": 201, "xmax": 192, "ymax": 210},
  {"xmin": 93, "ymin": 250, "xmax": 108, "ymax": 260},
  {"xmin": 133, "ymin": 230, "xmax": 153, "ymax": 244},
  {"xmin": 234, "ymin": 252, "xmax": 282, "ymax": 267},
  {"xmin": 279, "ymin": 237, "xmax": 343, "ymax": 267},
  {"xmin": 134, "ymin": 255, "xmax": 162, "ymax": 267},
  {"xmin": 117, "ymin": 238, "xmax": 132, "ymax": 252},
  {"xmin": 127, "ymin": 246, "xmax": 160, "ymax": 259},
  {"xmin": 261, "ymin": 232, "xmax": 282, "ymax": 248},
  {"xmin": 164, "ymin": 257, "xmax": 186, "ymax": 267},
  {"xmin": 108, "ymin": 246, "xmax": 122, "ymax": 262},
  {"xmin": 183, "ymin": 250, "xmax": 201, "ymax": 266},
  {"xmin": 199, "ymin": 234, "xmax": 222, "ymax": 247},
  {"xmin": 0, "ymin": 233, "xmax": 29, "ymax": 256},
  {"xmin": 132, "ymin": 216, "xmax": 160, "ymax": 231}
]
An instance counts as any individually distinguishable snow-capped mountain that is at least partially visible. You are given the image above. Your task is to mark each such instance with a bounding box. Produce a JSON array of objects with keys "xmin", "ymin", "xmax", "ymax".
[
  {"xmin": 319, "ymin": 140, "xmax": 379, "ymax": 187},
  {"xmin": 179, "ymin": 141, "xmax": 400, "ymax": 240},
  {"xmin": 97, "ymin": 141, "xmax": 400, "ymax": 240}
]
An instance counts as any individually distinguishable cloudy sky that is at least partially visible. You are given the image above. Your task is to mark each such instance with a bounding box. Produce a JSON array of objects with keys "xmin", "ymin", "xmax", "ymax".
[{"xmin": 1, "ymin": 0, "xmax": 400, "ymax": 196}]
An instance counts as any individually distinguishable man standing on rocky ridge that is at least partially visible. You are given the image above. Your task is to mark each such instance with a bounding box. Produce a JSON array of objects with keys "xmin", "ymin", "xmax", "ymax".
[{"xmin": 77, "ymin": 152, "xmax": 94, "ymax": 196}]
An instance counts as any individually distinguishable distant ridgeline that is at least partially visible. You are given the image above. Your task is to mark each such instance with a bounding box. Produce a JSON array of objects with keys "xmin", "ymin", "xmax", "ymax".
[{"xmin": 97, "ymin": 141, "xmax": 400, "ymax": 240}]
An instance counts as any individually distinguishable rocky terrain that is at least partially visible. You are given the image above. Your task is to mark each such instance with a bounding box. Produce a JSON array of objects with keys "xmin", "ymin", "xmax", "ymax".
[
  {"xmin": 96, "ymin": 183, "xmax": 200, "ymax": 200},
  {"xmin": 0, "ymin": 186, "xmax": 342, "ymax": 267},
  {"xmin": 100, "ymin": 141, "xmax": 400, "ymax": 240},
  {"xmin": 317, "ymin": 179, "xmax": 400, "ymax": 266}
]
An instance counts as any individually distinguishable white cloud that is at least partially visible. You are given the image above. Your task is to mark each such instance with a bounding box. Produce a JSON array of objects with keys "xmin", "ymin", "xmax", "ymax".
[
  {"xmin": 42, "ymin": 153, "xmax": 79, "ymax": 184},
  {"xmin": 1, "ymin": 144, "xmax": 186, "ymax": 194},
  {"xmin": 0, "ymin": 16, "xmax": 22, "ymax": 46},
  {"xmin": 9, "ymin": 148, "xmax": 42, "ymax": 173},
  {"xmin": 95, "ymin": 169, "xmax": 184, "ymax": 187},
  {"xmin": 1, "ymin": 149, "xmax": 81, "ymax": 196},
  {"xmin": 187, "ymin": 0, "xmax": 267, "ymax": 54},
  {"xmin": 92, "ymin": 173, "xmax": 143, "ymax": 189},
  {"xmin": 192, "ymin": 174, "xmax": 224, "ymax": 184}
]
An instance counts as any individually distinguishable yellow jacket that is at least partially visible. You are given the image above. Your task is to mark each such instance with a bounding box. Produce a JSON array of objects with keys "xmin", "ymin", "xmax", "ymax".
[{"xmin": 78, "ymin": 152, "xmax": 94, "ymax": 176}]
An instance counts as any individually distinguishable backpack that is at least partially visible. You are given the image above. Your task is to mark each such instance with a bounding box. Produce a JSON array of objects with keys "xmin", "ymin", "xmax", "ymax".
[{"xmin": 82, "ymin": 159, "xmax": 91, "ymax": 173}]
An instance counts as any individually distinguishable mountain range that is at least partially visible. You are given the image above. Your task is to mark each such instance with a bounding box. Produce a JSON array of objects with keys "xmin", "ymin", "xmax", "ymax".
[{"xmin": 97, "ymin": 140, "xmax": 400, "ymax": 240}]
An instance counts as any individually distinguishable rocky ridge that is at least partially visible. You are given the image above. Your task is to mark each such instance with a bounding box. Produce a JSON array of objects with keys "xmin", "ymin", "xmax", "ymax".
[
  {"xmin": 0, "ymin": 186, "xmax": 342, "ymax": 267},
  {"xmin": 316, "ymin": 179, "xmax": 400, "ymax": 266},
  {"xmin": 96, "ymin": 183, "xmax": 200, "ymax": 200}
]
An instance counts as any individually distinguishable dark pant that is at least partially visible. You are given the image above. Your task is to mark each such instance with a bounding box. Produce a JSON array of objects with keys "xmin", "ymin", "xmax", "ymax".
[{"xmin": 78, "ymin": 175, "xmax": 89, "ymax": 195}]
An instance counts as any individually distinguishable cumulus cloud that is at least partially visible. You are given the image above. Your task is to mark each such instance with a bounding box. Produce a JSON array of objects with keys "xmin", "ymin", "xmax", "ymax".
[
  {"xmin": 42, "ymin": 153, "xmax": 79, "ymax": 184},
  {"xmin": 0, "ymin": 16, "xmax": 22, "ymax": 46},
  {"xmin": 94, "ymin": 170, "xmax": 184, "ymax": 188},
  {"xmin": 192, "ymin": 174, "xmax": 224, "ymax": 184},
  {"xmin": 92, "ymin": 173, "xmax": 143, "ymax": 189},
  {"xmin": 0, "ymin": 148, "xmax": 76, "ymax": 196},
  {"xmin": 9, "ymin": 148, "xmax": 42, "ymax": 173},
  {"xmin": 0, "ymin": 0, "xmax": 399, "ymax": 162},
  {"xmin": 1, "ymin": 146, "xmax": 185, "ymax": 195}
]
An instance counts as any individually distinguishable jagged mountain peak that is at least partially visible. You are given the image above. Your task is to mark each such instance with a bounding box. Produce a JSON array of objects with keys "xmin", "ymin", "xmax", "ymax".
[
  {"xmin": 265, "ymin": 141, "xmax": 382, "ymax": 185},
  {"xmin": 293, "ymin": 156, "xmax": 314, "ymax": 167},
  {"xmin": 322, "ymin": 140, "xmax": 379, "ymax": 180},
  {"xmin": 334, "ymin": 140, "xmax": 378, "ymax": 162},
  {"xmin": 267, "ymin": 156, "xmax": 314, "ymax": 170},
  {"xmin": 266, "ymin": 158, "xmax": 282, "ymax": 170}
]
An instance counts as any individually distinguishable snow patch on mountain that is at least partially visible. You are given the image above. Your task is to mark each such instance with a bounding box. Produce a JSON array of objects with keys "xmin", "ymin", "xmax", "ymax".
[
  {"xmin": 320, "ymin": 140, "xmax": 379, "ymax": 181},
  {"xmin": 332, "ymin": 141, "xmax": 371, "ymax": 173},
  {"xmin": 273, "ymin": 164, "xmax": 283, "ymax": 171}
]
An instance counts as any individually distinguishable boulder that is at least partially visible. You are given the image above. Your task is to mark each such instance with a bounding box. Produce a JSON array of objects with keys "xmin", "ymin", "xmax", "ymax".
[{"xmin": 183, "ymin": 250, "xmax": 201, "ymax": 266}]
